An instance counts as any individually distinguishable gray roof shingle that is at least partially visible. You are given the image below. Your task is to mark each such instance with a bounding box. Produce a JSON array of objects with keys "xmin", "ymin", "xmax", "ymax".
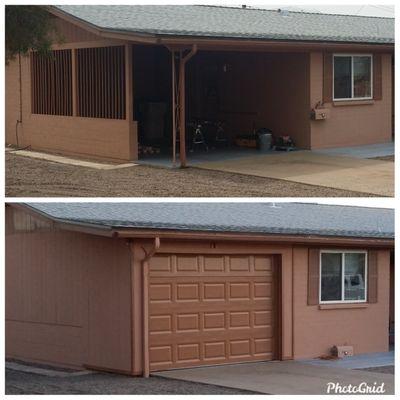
[
  {"xmin": 54, "ymin": 5, "xmax": 394, "ymax": 44},
  {"xmin": 24, "ymin": 202, "xmax": 394, "ymax": 239}
]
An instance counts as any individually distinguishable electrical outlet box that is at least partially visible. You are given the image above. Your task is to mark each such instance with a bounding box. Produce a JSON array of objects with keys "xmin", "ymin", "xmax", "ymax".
[
  {"xmin": 311, "ymin": 108, "xmax": 329, "ymax": 120},
  {"xmin": 332, "ymin": 345, "xmax": 354, "ymax": 358}
]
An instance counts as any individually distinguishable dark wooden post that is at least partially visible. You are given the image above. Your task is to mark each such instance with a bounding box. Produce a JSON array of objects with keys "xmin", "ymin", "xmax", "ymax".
[{"xmin": 178, "ymin": 45, "xmax": 197, "ymax": 168}]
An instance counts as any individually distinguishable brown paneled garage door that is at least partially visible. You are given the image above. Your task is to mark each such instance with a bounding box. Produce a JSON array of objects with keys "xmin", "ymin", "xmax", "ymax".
[{"xmin": 148, "ymin": 253, "xmax": 279, "ymax": 371}]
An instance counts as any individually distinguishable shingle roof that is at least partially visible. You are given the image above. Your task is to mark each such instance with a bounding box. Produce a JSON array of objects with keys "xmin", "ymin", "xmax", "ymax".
[
  {"xmin": 54, "ymin": 5, "xmax": 394, "ymax": 44},
  {"xmin": 25, "ymin": 203, "xmax": 394, "ymax": 239}
]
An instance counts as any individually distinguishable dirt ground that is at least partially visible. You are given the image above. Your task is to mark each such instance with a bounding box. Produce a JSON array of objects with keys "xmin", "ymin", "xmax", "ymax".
[{"xmin": 6, "ymin": 153, "xmax": 372, "ymax": 197}]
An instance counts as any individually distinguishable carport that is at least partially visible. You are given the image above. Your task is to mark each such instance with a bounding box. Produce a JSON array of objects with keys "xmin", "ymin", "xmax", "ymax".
[{"xmin": 133, "ymin": 43, "xmax": 310, "ymax": 167}]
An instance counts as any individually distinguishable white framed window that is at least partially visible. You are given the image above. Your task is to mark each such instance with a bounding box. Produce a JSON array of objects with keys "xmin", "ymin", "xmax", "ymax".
[
  {"xmin": 319, "ymin": 250, "xmax": 367, "ymax": 304},
  {"xmin": 333, "ymin": 54, "xmax": 373, "ymax": 101}
]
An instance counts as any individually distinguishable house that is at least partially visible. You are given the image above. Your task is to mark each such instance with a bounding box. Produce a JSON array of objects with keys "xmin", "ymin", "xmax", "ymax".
[
  {"xmin": 5, "ymin": 202, "xmax": 394, "ymax": 377},
  {"xmin": 5, "ymin": 5, "xmax": 394, "ymax": 166}
]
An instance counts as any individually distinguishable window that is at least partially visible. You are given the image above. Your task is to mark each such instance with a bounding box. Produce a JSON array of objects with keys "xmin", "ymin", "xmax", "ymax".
[
  {"xmin": 333, "ymin": 55, "xmax": 372, "ymax": 100},
  {"xmin": 320, "ymin": 251, "xmax": 367, "ymax": 303},
  {"xmin": 31, "ymin": 50, "xmax": 73, "ymax": 116}
]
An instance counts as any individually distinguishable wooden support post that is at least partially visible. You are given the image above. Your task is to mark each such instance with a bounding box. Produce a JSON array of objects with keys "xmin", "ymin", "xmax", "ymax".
[
  {"xmin": 125, "ymin": 43, "xmax": 138, "ymax": 160},
  {"xmin": 71, "ymin": 49, "xmax": 77, "ymax": 116},
  {"xmin": 171, "ymin": 52, "xmax": 177, "ymax": 166},
  {"xmin": 178, "ymin": 58, "xmax": 186, "ymax": 167},
  {"xmin": 178, "ymin": 45, "xmax": 197, "ymax": 168}
]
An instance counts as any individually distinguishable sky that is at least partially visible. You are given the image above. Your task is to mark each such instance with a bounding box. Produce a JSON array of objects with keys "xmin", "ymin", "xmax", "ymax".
[
  {"xmin": 209, "ymin": 2, "xmax": 395, "ymax": 17},
  {"xmin": 280, "ymin": 5, "xmax": 394, "ymax": 18}
]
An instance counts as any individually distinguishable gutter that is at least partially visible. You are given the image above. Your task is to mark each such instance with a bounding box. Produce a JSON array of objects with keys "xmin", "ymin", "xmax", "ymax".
[{"xmin": 113, "ymin": 228, "xmax": 393, "ymax": 248}]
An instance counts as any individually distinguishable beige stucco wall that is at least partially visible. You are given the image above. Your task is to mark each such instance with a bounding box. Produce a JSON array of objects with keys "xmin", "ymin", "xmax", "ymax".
[
  {"xmin": 5, "ymin": 207, "xmax": 132, "ymax": 371},
  {"xmin": 309, "ymin": 52, "xmax": 393, "ymax": 149},
  {"xmin": 5, "ymin": 17, "xmax": 137, "ymax": 162},
  {"xmin": 292, "ymin": 246, "xmax": 390, "ymax": 359}
]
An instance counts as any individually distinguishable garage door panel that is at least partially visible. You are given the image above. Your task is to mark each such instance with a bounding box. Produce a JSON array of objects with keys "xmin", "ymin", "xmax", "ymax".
[
  {"xmin": 149, "ymin": 253, "xmax": 278, "ymax": 371},
  {"xmin": 176, "ymin": 313, "xmax": 200, "ymax": 332},
  {"xmin": 150, "ymin": 302, "xmax": 273, "ymax": 314},
  {"xmin": 149, "ymin": 254, "xmax": 274, "ymax": 277},
  {"xmin": 150, "ymin": 325, "xmax": 273, "ymax": 345}
]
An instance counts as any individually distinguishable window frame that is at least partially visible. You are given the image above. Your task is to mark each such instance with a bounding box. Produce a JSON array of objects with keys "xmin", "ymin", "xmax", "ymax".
[
  {"xmin": 319, "ymin": 250, "xmax": 368, "ymax": 304},
  {"xmin": 332, "ymin": 54, "xmax": 373, "ymax": 101}
]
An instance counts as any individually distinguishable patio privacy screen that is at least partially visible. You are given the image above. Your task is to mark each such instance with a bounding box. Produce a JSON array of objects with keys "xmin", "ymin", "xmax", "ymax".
[
  {"xmin": 31, "ymin": 49, "xmax": 73, "ymax": 116},
  {"xmin": 76, "ymin": 46, "xmax": 126, "ymax": 119}
]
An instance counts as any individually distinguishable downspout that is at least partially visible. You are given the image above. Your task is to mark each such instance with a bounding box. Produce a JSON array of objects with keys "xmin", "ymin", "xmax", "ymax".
[
  {"xmin": 141, "ymin": 237, "xmax": 160, "ymax": 378},
  {"xmin": 178, "ymin": 44, "xmax": 197, "ymax": 168}
]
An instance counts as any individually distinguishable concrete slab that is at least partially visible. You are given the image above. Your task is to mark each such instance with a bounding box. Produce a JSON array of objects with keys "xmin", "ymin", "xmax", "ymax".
[
  {"xmin": 301, "ymin": 351, "xmax": 394, "ymax": 369},
  {"xmin": 138, "ymin": 147, "xmax": 269, "ymax": 168},
  {"xmin": 154, "ymin": 360, "xmax": 394, "ymax": 395},
  {"xmin": 5, "ymin": 362, "xmax": 94, "ymax": 378},
  {"xmin": 197, "ymin": 151, "xmax": 394, "ymax": 196},
  {"xmin": 6, "ymin": 149, "xmax": 138, "ymax": 170},
  {"xmin": 315, "ymin": 142, "xmax": 394, "ymax": 159}
]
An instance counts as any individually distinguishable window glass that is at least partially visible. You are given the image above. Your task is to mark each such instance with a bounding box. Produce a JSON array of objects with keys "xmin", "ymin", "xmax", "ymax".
[
  {"xmin": 344, "ymin": 253, "xmax": 366, "ymax": 300},
  {"xmin": 334, "ymin": 56, "xmax": 352, "ymax": 99},
  {"xmin": 353, "ymin": 56, "xmax": 372, "ymax": 98},
  {"xmin": 321, "ymin": 253, "xmax": 342, "ymax": 301}
]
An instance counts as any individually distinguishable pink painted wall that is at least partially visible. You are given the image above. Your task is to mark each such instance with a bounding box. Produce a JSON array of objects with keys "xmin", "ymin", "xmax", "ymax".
[
  {"xmin": 5, "ymin": 206, "xmax": 392, "ymax": 371},
  {"xmin": 309, "ymin": 52, "xmax": 393, "ymax": 149},
  {"xmin": 292, "ymin": 246, "xmax": 390, "ymax": 359},
  {"xmin": 5, "ymin": 207, "xmax": 132, "ymax": 371},
  {"xmin": 5, "ymin": 16, "xmax": 137, "ymax": 162}
]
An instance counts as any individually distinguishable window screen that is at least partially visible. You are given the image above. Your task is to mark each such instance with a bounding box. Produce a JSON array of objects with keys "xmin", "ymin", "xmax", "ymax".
[
  {"xmin": 31, "ymin": 50, "xmax": 73, "ymax": 116},
  {"xmin": 76, "ymin": 46, "xmax": 126, "ymax": 119}
]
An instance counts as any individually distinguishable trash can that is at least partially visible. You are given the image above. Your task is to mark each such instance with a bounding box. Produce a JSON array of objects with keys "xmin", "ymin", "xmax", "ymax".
[{"xmin": 258, "ymin": 132, "xmax": 273, "ymax": 151}]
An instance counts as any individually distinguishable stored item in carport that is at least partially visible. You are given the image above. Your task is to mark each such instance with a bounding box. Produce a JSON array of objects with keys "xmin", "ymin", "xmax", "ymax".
[
  {"xmin": 273, "ymin": 135, "xmax": 296, "ymax": 151},
  {"xmin": 257, "ymin": 128, "xmax": 273, "ymax": 151}
]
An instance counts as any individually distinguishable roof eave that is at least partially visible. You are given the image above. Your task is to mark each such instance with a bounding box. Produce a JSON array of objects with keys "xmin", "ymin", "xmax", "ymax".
[{"xmin": 46, "ymin": 5, "xmax": 160, "ymax": 44}]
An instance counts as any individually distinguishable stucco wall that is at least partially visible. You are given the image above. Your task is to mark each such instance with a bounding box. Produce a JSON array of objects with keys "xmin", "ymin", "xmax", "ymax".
[
  {"xmin": 292, "ymin": 246, "xmax": 390, "ymax": 359},
  {"xmin": 5, "ymin": 207, "xmax": 132, "ymax": 371},
  {"xmin": 309, "ymin": 52, "xmax": 393, "ymax": 149},
  {"xmin": 5, "ymin": 16, "xmax": 137, "ymax": 161}
]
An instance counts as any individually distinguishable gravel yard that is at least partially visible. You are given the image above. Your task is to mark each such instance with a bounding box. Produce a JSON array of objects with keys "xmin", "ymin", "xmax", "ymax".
[
  {"xmin": 5, "ymin": 369, "xmax": 255, "ymax": 395},
  {"xmin": 6, "ymin": 153, "xmax": 369, "ymax": 197}
]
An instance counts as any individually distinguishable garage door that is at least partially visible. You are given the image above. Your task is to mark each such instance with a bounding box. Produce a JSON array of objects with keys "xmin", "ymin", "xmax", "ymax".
[{"xmin": 148, "ymin": 253, "xmax": 278, "ymax": 371}]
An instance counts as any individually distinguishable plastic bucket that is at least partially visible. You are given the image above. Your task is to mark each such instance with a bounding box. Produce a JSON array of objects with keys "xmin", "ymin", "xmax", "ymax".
[{"xmin": 258, "ymin": 133, "xmax": 273, "ymax": 151}]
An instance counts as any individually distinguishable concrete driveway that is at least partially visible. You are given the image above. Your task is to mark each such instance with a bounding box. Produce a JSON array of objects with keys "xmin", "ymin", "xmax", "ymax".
[
  {"xmin": 154, "ymin": 360, "xmax": 394, "ymax": 395},
  {"xmin": 197, "ymin": 151, "xmax": 394, "ymax": 196}
]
